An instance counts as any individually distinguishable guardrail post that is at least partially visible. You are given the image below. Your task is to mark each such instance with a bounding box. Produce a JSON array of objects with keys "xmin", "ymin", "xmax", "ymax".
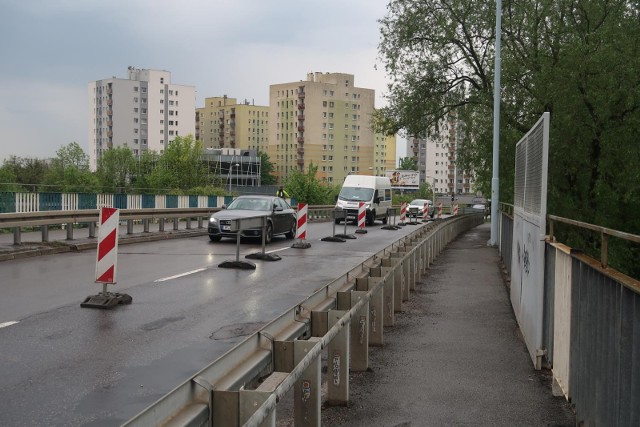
[
  {"xmin": 367, "ymin": 277, "xmax": 384, "ymax": 346},
  {"xmin": 173, "ymin": 218, "xmax": 179, "ymax": 231},
  {"xmin": 66, "ymin": 222, "xmax": 73, "ymax": 240},
  {"xmin": 326, "ymin": 310, "xmax": 350, "ymax": 406},
  {"xmin": 376, "ymin": 261, "xmax": 396, "ymax": 326},
  {"xmin": 186, "ymin": 218, "xmax": 192, "ymax": 230},
  {"xmin": 127, "ymin": 220, "xmax": 133, "ymax": 234},
  {"xmin": 213, "ymin": 390, "xmax": 239, "ymax": 426},
  {"xmin": 13, "ymin": 227, "xmax": 21, "ymax": 245},
  {"xmin": 338, "ymin": 291, "xmax": 369, "ymax": 371},
  {"xmin": 143, "ymin": 219, "xmax": 149, "ymax": 233},
  {"xmin": 385, "ymin": 255, "xmax": 404, "ymax": 311},
  {"xmin": 294, "ymin": 337, "xmax": 322, "ymax": 426},
  {"xmin": 391, "ymin": 252, "xmax": 409, "ymax": 302},
  {"xmin": 159, "ymin": 218, "xmax": 165, "ymax": 232},
  {"xmin": 89, "ymin": 222, "xmax": 96, "ymax": 238},
  {"xmin": 41, "ymin": 225, "xmax": 49, "ymax": 242},
  {"xmin": 198, "ymin": 216, "xmax": 204, "ymax": 229}
]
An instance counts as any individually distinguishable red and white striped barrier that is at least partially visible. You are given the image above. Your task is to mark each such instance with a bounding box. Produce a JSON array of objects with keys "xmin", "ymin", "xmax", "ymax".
[
  {"xmin": 296, "ymin": 203, "xmax": 307, "ymax": 240},
  {"xmin": 437, "ymin": 202, "xmax": 443, "ymax": 219},
  {"xmin": 357, "ymin": 202, "xmax": 366, "ymax": 229},
  {"xmin": 355, "ymin": 202, "xmax": 367, "ymax": 234},
  {"xmin": 399, "ymin": 202, "xmax": 407, "ymax": 225},
  {"xmin": 95, "ymin": 207, "xmax": 119, "ymax": 283},
  {"xmin": 423, "ymin": 203, "xmax": 430, "ymax": 222},
  {"xmin": 453, "ymin": 204, "xmax": 459, "ymax": 216},
  {"xmin": 292, "ymin": 203, "xmax": 312, "ymax": 248}
]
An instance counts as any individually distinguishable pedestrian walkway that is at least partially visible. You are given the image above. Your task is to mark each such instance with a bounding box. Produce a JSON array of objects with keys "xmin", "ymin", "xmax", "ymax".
[{"xmin": 321, "ymin": 223, "xmax": 575, "ymax": 426}]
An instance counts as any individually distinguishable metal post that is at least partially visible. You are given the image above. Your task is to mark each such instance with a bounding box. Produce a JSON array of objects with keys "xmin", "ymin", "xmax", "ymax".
[
  {"xmin": 66, "ymin": 222, "xmax": 73, "ymax": 240},
  {"xmin": 127, "ymin": 220, "xmax": 133, "ymax": 234},
  {"xmin": 173, "ymin": 218, "xmax": 179, "ymax": 231},
  {"xmin": 294, "ymin": 338, "xmax": 321, "ymax": 427},
  {"xmin": 347, "ymin": 291, "xmax": 369, "ymax": 372},
  {"xmin": 159, "ymin": 218, "xmax": 165, "ymax": 232},
  {"xmin": 143, "ymin": 219, "xmax": 149, "ymax": 233},
  {"xmin": 367, "ymin": 277, "xmax": 384, "ymax": 346},
  {"xmin": 89, "ymin": 222, "xmax": 96, "ymax": 238},
  {"xmin": 326, "ymin": 310, "xmax": 350, "ymax": 406},
  {"xmin": 489, "ymin": 0, "xmax": 502, "ymax": 246},
  {"xmin": 13, "ymin": 227, "xmax": 21, "ymax": 245},
  {"xmin": 41, "ymin": 224, "xmax": 49, "ymax": 242},
  {"xmin": 198, "ymin": 216, "xmax": 203, "ymax": 229},
  {"xmin": 186, "ymin": 218, "xmax": 192, "ymax": 230}
]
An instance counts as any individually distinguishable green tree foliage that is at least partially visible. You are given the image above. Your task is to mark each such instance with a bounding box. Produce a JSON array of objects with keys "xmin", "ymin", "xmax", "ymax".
[
  {"xmin": 146, "ymin": 136, "xmax": 208, "ymax": 192},
  {"xmin": 398, "ymin": 157, "xmax": 417, "ymax": 170},
  {"xmin": 1, "ymin": 156, "xmax": 50, "ymax": 189},
  {"xmin": 41, "ymin": 142, "xmax": 99, "ymax": 192},
  {"xmin": 378, "ymin": 0, "xmax": 640, "ymax": 276},
  {"xmin": 0, "ymin": 164, "xmax": 21, "ymax": 191},
  {"xmin": 96, "ymin": 147, "xmax": 136, "ymax": 193},
  {"xmin": 258, "ymin": 151, "xmax": 277, "ymax": 185},
  {"xmin": 284, "ymin": 163, "xmax": 335, "ymax": 205}
]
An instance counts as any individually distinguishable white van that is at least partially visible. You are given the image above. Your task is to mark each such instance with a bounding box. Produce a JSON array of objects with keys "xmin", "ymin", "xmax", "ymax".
[{"xmin": 335, "ymin": 175, "xmax": 392, "ymax": 225}]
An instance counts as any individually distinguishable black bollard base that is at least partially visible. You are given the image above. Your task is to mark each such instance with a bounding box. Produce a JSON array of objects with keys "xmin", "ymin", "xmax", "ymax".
[
  {"xmin": 81, "ymin": 292, "xmax": 132, "ymax": 309},
  {"xmin": 321, "ymin": 236, "xmax": 347, "ymax": 242},
  {"xmin": 245, "ymin": 252, "xmax": 282, "ymax": 261},
  {"xmin": 219, "ymin": 260, "xmax": 257, "ymax": 269}
]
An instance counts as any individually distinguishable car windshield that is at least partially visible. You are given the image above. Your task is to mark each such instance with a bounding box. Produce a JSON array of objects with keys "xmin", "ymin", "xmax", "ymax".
[
  {"xmin": 338, "ymin": 187, "xmax": 374, "ymax": 202},
  {"xmin": 409, "ymin": 199, "xmax": 429, "ymax": 206},
  {"xmin": 227, "ymin": 198, "xmax": 271, "ymax": 211}
]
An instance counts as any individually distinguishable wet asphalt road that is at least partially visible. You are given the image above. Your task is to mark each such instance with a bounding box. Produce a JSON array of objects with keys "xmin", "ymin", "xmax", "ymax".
[{"xmin": 0, "ymin": 220, "xmax": 421, "ymax": 426}]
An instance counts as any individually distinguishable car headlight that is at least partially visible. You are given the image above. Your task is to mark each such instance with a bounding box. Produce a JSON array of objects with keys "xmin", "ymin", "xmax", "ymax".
[
  {"xmin": 209, "ymin": 217, "xmax": 217, "ymax": 223},
  {"xmin": 364, "ymin": 203, "xmax": 371, "ymax": 210}
]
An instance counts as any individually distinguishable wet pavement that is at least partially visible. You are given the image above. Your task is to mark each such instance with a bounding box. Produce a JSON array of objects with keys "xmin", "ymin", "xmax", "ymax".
[{"xmin": 319, "ymin": 223, "xmax": 575, "ymax": 426}]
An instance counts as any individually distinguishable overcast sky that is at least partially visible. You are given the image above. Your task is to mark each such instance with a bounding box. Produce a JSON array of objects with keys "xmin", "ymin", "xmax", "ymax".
[{"xmin": 0, "ymin": 0, "xmax": 405, "ymax": 164}]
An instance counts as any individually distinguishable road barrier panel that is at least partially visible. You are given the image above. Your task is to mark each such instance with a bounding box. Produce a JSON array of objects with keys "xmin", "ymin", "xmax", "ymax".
[
  {"xmin": 437, "ymin": 202, "xmax": 443, "ymax": 219},
  {"xmin": 398, "ymin": 202, "xmax": 407, "ymax": 226},
  {"xmin": 81, "ymin": 207, "xmax": 132, "ymax": 309},
  {"xmin": 322, "ymin": 209, "xmax": 348, "ymax": 242},
  {"xmin": 453, "ymin": 204, "xmax": 459, "ymax": 216},
  {"xmin": 292, "ymin": 203, "xmax": 312, "ymax": 249},
  {"xmin": 381, "ymin": 207, "xmax": 400, "ymax": 230},
  {"xmin": 121, "ymin": 214, "xmax": 485, "ymax": 427},
  {"xmin": 355, "ymin": 202, "xmax": 367, "ymax": 234},
  {"xmin": 219, "ymin": 216, "xmax": 270, "ymax": 269},
  {"xmin": 407, "ymin": 207, "xmax": 419, "ymax": 225}
]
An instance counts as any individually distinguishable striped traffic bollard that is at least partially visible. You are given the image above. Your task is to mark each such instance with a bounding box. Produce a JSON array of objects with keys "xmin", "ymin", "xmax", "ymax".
[
  {"xmin": 81, "ymin": 207, "xmax": 132, "ymax": 309},
  {"xmin": 292, "ymin": 203, "xmax": 311, "ymax": 248},
  {"xmin": 398, "ymin": 202, "xmax": 407, "ymax": 226},
  {"xmin": 355, "ymin": 202, "xmax": 367, "ymax": 234},
  {"xmin": 423, "ymin": 202, "xmax": 430, "ymax": 222},
  {"xmin": 437, "ymin": 202, "xmax": 443, "ymax": 219},
  {"xmin": 453, "ymin": 204, "xmax": 459, "ymax": 216}
]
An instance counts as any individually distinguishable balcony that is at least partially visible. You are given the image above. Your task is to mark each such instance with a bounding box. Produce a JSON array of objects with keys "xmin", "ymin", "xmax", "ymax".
[
  {"xmin": 107, "ymin": 131, "xmax": 113, "ymax": 137},
  {"xmin": 107, "ymin": 109, "xmax": 113, "ymax": 116},
  {"xmin": 107, "ymin": 121, "xmax": 113, "ymax": 127},
  {"xmin": 230, "ymin": 113, "xmax": 235, "ymax": 119},
  {"xmin": 297, "ymin": 148, "xmax": 304, "ymax": 155},
  {"xmin": 448, "ymin": 174, "xmax": 455, "ymax": 180},
  {"xmin": 230, "ymin": 140, "xmax": 236, "ymax": 146},
  {"xmin": 219, "ymin": 142, "xmax": 225, "ymax": 148},
  {"xmin": 298, "ymin": 92, "xmax": 305, "ymax": 98},
  {"xmin": 219, "ymin": 123, "xmax": 224, "ymax": 129},
  {"xmin": 106, "ymin": 99, "xmax": 112, "ymax": 106},
  {"xmin": 218, "ymin": 132, "xmax": 224, "ymax": 138},
  {"xmin": 448, "ymin": 164, "xmax": 455, "ymax": 170},
  {"xmin": 106, "ymin": 88, "xmax": 112, "ymax": 95},
  {"xmin": 297, "ymin": 137, "xmax": 304, "ymax": 143},
  {"xmin": 298, "ymin": 125, "xmax": 305, "ymax": 132},
  {"xmin": 297, "ymin": 158, "xmax": 304, "ymax": 165},
  {"xmin": 230, "ymin": 131, "xmax": 235, "ymax": 137},
  {"xmin": 298, "ymin": 104, "xmax": 305, "ymax": 110},
  {"xmin": 298, "ymin": 115, "xmax": 304, "ymax": 120}
]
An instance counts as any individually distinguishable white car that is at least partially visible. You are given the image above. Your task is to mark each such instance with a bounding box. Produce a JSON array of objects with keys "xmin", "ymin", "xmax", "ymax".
[{"xmin": 406, "ymin": 199, "xmax": 434, "ymax": 218}]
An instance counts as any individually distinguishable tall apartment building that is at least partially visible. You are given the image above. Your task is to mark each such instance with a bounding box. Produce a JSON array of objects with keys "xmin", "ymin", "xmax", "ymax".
[
  {"xmin": 88, "ymin": 67, "xmax": 195, "ymax": 170},
  {"xmin": 407, "ymin": 111, "xmax": 473, "ymax": 195},
  {"xmin": 196, "ymin": 96, "xmax": 269, "ymax": 153},
  {"xmin": 268, "ymin": 72, "xmax": 376, "ymax": 184},
  {"xmin": 374, "ymin": 133, "xmax": 396, "ymax": 176}
]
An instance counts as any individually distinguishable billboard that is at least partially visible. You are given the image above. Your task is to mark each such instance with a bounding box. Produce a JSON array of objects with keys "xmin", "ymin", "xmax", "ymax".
[{"xmin": 386, "ymin": 170, "xmax": 419, "ymax": 187}]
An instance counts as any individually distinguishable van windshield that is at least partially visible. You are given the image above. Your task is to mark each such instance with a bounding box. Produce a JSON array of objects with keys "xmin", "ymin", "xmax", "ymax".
[{"xmin": 338, "ymin": 187, "xmax": 374, "ymax": 202}]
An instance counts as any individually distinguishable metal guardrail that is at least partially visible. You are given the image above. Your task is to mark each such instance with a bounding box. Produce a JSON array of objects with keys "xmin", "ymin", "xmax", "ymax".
[{"xmin": 122, "ymin": 213, "xmax": 484, "ymax": 426}]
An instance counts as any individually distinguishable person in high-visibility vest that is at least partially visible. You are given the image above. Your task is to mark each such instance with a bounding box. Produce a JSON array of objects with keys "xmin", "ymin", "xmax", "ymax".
[{"xmin": 276, "ymin": 186, "xmax": 290, "ymax": 198}]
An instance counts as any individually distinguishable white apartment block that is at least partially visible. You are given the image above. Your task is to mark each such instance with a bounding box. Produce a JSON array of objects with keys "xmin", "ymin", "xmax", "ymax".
[
  {"xmin": 407, "ymin": 112, "xmax": 473, "ymax": 195},
  {"xmin": 88, "ymin": 67, "xmax": 195, "ymax": 171},
  {"xmin": 268, "ymin": 72, "xmax": 376, "ymax": 184}
]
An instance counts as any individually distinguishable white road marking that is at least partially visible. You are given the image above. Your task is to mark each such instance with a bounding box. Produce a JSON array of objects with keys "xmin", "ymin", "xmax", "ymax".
[
  {"xmin": 266, "ymin": 247, "xmax": 290, "ymax": 254},
  {"xmin": 155, "ymin": 268, "xmax": 207, "ymax": 282},
  {"xmin": 0, "ymin": 321, "xmax": 19, "ymax": 329}
]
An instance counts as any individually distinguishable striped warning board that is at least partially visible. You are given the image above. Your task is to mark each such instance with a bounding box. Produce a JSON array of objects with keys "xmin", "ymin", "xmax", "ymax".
[
  {"xmin": 296, "ymin": 203, "xmax": 307, "ymax": 240},
  {"xmin": 95, "ymin": 207, "xmax": 119, "ymax": 284}
]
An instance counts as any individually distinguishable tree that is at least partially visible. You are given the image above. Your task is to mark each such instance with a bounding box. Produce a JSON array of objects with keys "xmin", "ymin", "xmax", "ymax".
[
  {"xmin": 378, "ymin": 0, "xmax": 640, "ymax": 276},
  {"xmin": 258, "ymin": 151, "xmax": 277, "ymax": 185},
  {"xmin": 284, "ymin": 163, "xmax": 334, "ymax": 205},
  {"xmin": 41, "ymin": 142, "xmax": 99, "ymax": 193},
  {"xmin": 2, "ymin": 156, "xmax": 50, "ymax": 189},
  {"xmin": 0, "ymin": 164, "xmax": 21, "ymax": 192},
  {"xmin": 145, "ymin": 136, "xmax": 208, "ymax": 192},
  {"xmin": 398, "ymin": 157, "xmax": 417, "ymax": 170},
  {"xmin": 96, "ymin": 147, "xmax": 136, "ymax": 193}
]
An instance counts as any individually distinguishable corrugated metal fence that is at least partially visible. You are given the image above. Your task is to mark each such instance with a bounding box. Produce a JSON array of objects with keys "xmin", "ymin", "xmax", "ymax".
[{"xmin": 500, "ymin": 208, "xmax": 640, "ymax": 426}]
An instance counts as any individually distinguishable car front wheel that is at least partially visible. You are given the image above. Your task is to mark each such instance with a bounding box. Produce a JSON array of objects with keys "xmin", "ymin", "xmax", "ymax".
[
  {"xmin": 264, "ymin": 222, "xmax": 273, "ymax": 244},
  {"xmin": 209, "ymin": 235, "xmax": 221, "ymax": 242},
  {"xmin": 285, "ymin": 221, "xmax": 296, "ymax": 239}
]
